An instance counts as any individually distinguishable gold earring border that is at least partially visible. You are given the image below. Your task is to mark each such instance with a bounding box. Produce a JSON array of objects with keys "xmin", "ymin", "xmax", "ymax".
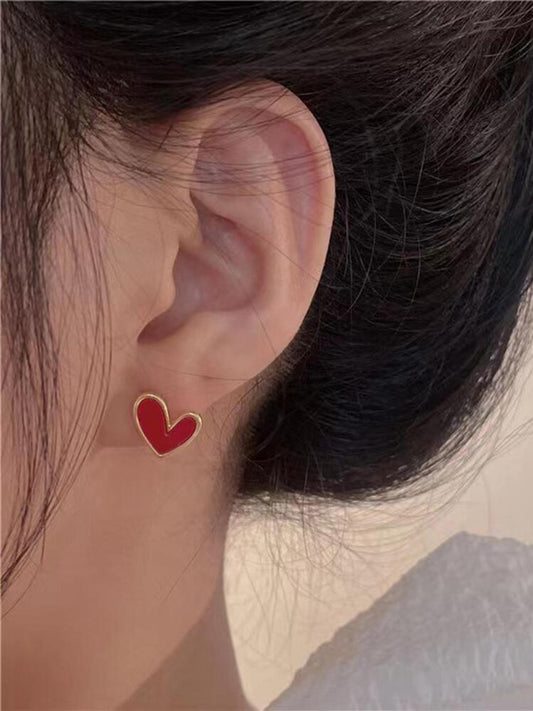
[{"xmin": 133, "ymin": 392, "xmax": 202, "ymax": 458}]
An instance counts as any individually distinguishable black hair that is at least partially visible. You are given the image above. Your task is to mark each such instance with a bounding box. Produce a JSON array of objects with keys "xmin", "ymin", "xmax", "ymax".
[{"xmin": 2, "ymin": 1, "xmax": 533, "ymax": 592}]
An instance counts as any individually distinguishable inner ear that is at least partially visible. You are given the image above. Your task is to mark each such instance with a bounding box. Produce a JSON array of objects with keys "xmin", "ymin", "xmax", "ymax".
[{"xmin": 138, "ymin": 194, "xmax": 261, "ymax": 343}]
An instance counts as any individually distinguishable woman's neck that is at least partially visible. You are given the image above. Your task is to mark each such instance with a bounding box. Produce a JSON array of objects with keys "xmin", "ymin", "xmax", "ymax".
[
  {"xmin": 119, "ymin": 575, "xmax": 254, "ymax": 710},
  {"xmin": 2, "ymin": 446, "xmax": 252, "ymax": 710}
]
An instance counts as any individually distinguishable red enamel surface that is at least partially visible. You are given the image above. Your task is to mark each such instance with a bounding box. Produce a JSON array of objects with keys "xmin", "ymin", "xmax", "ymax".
[{"xmin": 136, "ymin": 396, "xmax": 198, "ymax": 455}]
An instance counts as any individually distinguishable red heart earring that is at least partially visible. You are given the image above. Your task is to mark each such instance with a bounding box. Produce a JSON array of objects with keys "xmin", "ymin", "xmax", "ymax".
[{"xmin": 133, "ymin": 393, "xmax": 202, "ymax": 457}]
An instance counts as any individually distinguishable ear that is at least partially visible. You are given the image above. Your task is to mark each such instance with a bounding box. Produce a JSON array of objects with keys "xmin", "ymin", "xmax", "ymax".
[{"xmin": 97, "ymin": 81, "xmax": 335, "ymax": 451}]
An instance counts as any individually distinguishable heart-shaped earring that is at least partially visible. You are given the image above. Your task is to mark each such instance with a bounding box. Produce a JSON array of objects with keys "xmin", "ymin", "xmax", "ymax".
[{"xmin": 133, "ymin": 393, "xmax": 202, "ymax": 457}]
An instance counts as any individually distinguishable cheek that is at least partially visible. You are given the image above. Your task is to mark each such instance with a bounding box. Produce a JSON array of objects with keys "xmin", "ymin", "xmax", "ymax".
[
  {"xmin": 48, "ymin": 207, "xmax": 107, "ymax": 409},
  {"xmin": 1, "ymin": 372, "xmax": 18, "ymax": 545},
  {"xmin": 0, "ymin": 175, "xmax": 115, "ymax": 590},
  {"xmin": 33, "ymin": 191, "xmax": 112, "ymax": 500},
  {"xmin": 1, "ymin": 274, "xmax": 21, "ymax": 526}
]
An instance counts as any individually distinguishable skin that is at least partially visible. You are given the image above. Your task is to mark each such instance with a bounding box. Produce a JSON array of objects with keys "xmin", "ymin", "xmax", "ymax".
[{"xmin": 1, "ymin": 81, "xmax": 336, "ymax": 709}]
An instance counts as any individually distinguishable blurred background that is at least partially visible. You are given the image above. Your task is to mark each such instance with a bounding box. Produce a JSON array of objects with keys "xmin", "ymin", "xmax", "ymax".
[{"xmin": 224, "ymin": 334, "xmax": 533, "ymax": 709}]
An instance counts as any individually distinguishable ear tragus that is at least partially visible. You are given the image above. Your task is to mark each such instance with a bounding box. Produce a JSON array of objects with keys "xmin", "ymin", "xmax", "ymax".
[{"xmin": 139, "ymin": 193, "xmax": 261, "ymax": 343}]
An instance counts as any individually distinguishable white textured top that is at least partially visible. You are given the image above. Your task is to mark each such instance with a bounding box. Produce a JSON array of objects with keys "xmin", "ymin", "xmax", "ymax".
[{"xmin": 267, "ymin": 532, "xmax": 533, "ymax": 710}]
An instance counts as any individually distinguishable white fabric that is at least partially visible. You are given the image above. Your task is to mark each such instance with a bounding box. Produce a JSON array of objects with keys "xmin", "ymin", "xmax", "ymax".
[{"xmin": 267, "ymin": 532, "xmax": 533, "ymax": 710}]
